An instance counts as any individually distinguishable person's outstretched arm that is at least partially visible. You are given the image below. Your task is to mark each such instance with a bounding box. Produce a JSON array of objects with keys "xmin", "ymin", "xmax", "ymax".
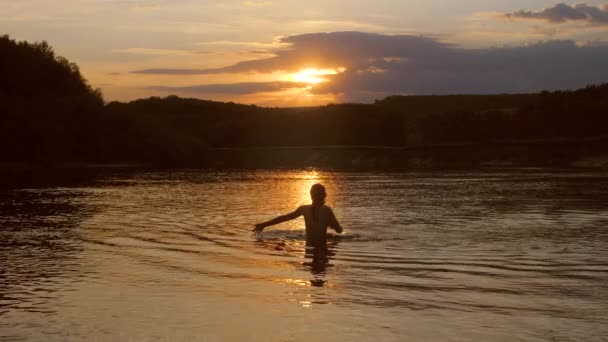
[
  {"xmin": 253, "ymin": 207, "xmax": 302, "ymax": 234},
  {"xmin": 329, "ymin": 208, "xmax": 343, "ymax": 234}
]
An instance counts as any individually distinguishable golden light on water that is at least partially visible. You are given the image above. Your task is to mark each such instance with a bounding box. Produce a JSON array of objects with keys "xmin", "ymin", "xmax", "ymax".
[{"xmin": 298, "ymin": 169, "xmax": 320, "ymax": 205}]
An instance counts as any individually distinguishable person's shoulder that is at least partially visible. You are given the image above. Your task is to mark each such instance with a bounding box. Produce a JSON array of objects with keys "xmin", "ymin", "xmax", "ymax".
[{"xmin": 321, "ymin": 205, "xmax": 334, "ymax": 212}]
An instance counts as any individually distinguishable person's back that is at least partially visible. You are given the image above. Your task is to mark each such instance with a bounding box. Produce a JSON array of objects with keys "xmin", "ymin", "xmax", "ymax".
[
  {"xmin": 300, "ymin": 204, "xmax": 338, "ymax": 249},
  {"xmin": 253, "ymin": 184, "xmax": 343, "ymax": 253}
]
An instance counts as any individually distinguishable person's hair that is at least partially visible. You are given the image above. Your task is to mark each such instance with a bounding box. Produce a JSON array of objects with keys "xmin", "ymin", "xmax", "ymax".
[{"xmin": 310, "ymin": 184, "xmax": 326, "ymax": 221}]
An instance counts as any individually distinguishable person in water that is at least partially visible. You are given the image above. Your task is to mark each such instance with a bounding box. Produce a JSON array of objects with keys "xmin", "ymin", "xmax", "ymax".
[{"xmin": 252, "ymin": 183, "xmax": 343, "ymax": 255}]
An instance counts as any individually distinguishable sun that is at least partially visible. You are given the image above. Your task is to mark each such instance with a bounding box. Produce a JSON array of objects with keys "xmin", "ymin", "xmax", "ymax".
[
  {"xmin": 293, "ymin": 69, "xmax": 325, "ymax": 84},
  {"xmin": 290, "ymin": 68, "xmax": 344, "ymax": 84}
]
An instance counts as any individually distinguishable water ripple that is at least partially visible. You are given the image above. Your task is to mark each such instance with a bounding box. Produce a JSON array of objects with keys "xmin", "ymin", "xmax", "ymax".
[{"xmin": 1, "ymin": 169, "xmax": 608, "ymax": 340}]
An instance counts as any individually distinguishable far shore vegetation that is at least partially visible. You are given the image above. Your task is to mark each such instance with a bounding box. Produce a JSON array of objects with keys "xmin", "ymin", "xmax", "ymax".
[{"xmin": 2, "ymin": 35, "xmax": 608, "ymax": 169}]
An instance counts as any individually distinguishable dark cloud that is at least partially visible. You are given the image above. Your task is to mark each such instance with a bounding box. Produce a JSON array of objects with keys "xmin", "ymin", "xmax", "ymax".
[
  {"xmin": 145, "ymin": 81, "xmax": 308, "ymax": 94},
  {"xmin": 506, "ymin": 3, "xmax": 608, "ymax": 25},
  {"xmin": 133, "ymin": 68, "xmax": 210, "ymax": 75},
  {"xmin": 311, "ymin": 39, "xmax": 608, "ymax": 101},
  {"xmin": 139, "ymin": 31, "xmax": 608, "ymax": 102},
  {"xmin": 132, "ymin": 32, "xmax": 448, "ymax": 75}
]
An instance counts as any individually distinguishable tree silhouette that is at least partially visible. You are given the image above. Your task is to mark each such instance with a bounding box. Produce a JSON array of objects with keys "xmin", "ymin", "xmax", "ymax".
[
  {"xmin": 0, "ymin": 35, "xmax": 103, "ymax": 163},
  {"xmin": 1, "ymin": 35, "xmax": 607, "ymax": 168}
]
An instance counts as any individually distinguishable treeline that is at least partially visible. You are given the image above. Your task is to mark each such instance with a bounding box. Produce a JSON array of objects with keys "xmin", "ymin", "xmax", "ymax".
[
  {"xmin": 379, "ymin": 87, "xmax": 608, "ymax": 145},
  {"xmin": 102, "ymin": 97, "xmax": 403, "ymax": 165},
  {"xmin": 0, "ymin": 35, "xmax": 104, "ymax": 164},
  {"xmin": 1, "ymin": 35, "xmax": 608, "ymax": 167}
]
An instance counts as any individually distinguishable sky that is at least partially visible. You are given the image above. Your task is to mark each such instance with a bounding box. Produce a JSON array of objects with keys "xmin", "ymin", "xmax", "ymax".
[{"xmin": 2, "ymin": 0, "xmax": 608, "ymax": 106}]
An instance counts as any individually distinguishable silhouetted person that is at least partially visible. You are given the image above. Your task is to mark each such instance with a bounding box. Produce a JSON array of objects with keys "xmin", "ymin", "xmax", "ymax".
[{"xmin": 253, "ymin": 183, "xmax": 343, "ymax": 261}]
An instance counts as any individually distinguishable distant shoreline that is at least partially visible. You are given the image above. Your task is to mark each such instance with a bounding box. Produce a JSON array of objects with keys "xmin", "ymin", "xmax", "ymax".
[
  {"xmin": 0, "ymin": 162, "xmax": 149, "ymax": 171},
  {"xmin": 2, "ymin": 136, "xmax": 607, "ymax": 171}
]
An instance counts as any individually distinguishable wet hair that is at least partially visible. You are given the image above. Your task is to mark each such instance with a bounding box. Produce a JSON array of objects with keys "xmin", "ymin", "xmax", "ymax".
[
  {"xmin": 310, "ymin": 183, "xmax": 326, "ymax": 202},
  {"xmin": 310, "ymin": 184, "xmax": 326, "ymax": 221}
]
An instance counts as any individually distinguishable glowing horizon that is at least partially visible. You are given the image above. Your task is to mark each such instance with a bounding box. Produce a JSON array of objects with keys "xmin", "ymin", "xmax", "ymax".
[
  {"xmin": 289, "ymin": 68, "xmax": 344, "ymax": 85},
  {"xmin": 3, "ymin": 1, "xmax": 608, "ymax": 105}
]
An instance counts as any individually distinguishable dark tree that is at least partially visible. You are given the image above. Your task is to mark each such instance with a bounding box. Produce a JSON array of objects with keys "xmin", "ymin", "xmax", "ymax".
[{"xmin": 0, "ymin": 35, "xmax": 104, "ymax": 164}]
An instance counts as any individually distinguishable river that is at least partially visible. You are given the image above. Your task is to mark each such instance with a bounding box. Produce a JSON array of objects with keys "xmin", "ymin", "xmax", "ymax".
[{"xmin": 1, "ymin": 169, "xmax": 607, "ymax": 341}]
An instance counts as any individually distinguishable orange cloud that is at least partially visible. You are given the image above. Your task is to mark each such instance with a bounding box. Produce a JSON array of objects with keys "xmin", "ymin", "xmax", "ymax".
[{"xmin": 133, "ymin": 31, "xmax": 608, "ymax": 103}]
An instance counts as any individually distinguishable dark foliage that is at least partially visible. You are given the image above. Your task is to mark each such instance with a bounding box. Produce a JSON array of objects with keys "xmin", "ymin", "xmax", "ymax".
[
  {"xmin": 406, "ymin": 85, "xmax": 608, "ymax": 144},
  {"xmin": 2, "ymin": 35, "xmax": 607, "ymax": 167},
  {"xmin": 0, "ymin": 35, "xmax": 103, "ymax": 163}
]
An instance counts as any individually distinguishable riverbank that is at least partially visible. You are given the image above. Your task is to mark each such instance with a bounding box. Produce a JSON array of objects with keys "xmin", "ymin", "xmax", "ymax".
[
  {"xmin": 2, "ymin": 136, "xmax": 607, "ymax": 173},
  {"xmin": 205, "ymin": 136, "xmax": 608, "ymax": 170}
]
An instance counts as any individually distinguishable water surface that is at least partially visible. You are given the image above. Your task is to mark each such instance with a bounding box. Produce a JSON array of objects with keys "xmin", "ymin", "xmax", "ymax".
[{"xmin": 1, "ymin": 169, "xmax": 607, "ymax": 341}]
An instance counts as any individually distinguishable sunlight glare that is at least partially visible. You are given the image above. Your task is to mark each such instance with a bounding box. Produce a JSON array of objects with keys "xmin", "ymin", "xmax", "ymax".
[
  {"xmin": 299, "ymin": 169, "xmax": 320, "ymax": 205},
  {"xmin": 291, "ymin": 68, "xmax": 343, "ymax": 84}
]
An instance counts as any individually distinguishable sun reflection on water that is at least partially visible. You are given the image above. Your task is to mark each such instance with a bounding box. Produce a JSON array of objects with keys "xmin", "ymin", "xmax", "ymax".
[
  {"xmin": 298, "ymin": 169, "xmax": 320, "ymax": 205},
  {"xmin": 253, "ymin": 170, "xmax": 340, "ymax": 308}
]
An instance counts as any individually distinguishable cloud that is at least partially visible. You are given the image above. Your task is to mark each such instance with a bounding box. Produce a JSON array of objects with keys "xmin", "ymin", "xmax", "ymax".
[
  {"xmin": 505, "ymin": 3, "xmax": 608, "ymax": 25},
  {"xmin": 135, "ymin": 3, "xmax": 160, "ymax": 11},
  {"xmin": 530, "ymin": 25, "xmax": 563, "ymax": 37},
  {"xmin": 242, "ymin": 1, "xmax": 272, "ymax": 7},
  {"xmin": 135, "ymin": 31, "xmax": 608, "ymax": 101},
  {"xmin": 145, "ymin": 81, "xmax": 308, "ymax": 94},
  {"xmin": 312, "ymin": 39, "xmax": 608, "ymax": 101},
  {"xmin": 133, "ymin": 32, "xmax": 448, "ymax": 75},
  {"xmin": 112, "ymin": 48, "xmax": 202, "ymax": 56},
  {"xmin": 195, "ymin": 40, "xmax": 284, "ymax": 49},
  {"xmin": 132, "ymin": 68, "xmax": 210, "ymax": 75}
]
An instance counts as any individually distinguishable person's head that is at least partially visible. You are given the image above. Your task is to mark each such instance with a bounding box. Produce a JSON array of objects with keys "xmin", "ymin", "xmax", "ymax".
[{"xmin": 310, "ymin": 183, "xmax": 327, "ymax": 205}]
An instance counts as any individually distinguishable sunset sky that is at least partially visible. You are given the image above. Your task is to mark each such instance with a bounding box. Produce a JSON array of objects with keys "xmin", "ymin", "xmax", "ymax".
[{"xmin": 3, "ymin": 1, "xmax": 608, "ymax": 106}]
